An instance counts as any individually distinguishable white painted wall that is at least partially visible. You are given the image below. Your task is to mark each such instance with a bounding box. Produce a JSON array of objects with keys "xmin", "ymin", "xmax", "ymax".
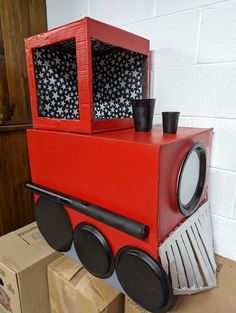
[
  {"xmin": 46, "ymin": 0, "xmax": 88, "ymax": 29},
  {"xmin": 46, "ymin": 0, "xmax": 236, "ymax": 261}
]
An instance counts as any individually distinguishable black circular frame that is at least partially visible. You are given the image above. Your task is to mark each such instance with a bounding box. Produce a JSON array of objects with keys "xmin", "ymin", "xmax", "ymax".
[
  {"xmin": 74, "ymin": 223, "xmax": 115, "ymax": 279},
  {"xmin": 35, "ymin": 197, "xmax": 73, "ymax": 252},
  {"xmin": 177, "ymin": 142, "xmax": 207, "ymax": 217}
]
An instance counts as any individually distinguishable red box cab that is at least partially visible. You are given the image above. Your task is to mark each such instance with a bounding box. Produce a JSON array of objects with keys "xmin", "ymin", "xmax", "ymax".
[{"xmin": 25, "ymin": 18, "xmax": 150, "ymax": 134}]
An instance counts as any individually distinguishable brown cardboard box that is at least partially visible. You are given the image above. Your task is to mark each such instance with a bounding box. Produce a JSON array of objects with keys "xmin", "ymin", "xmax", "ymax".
[
  {"xmin": 125, "ymin": 255, "xmax": 236, "ymax": 313},
  {"xmin": 0, "ymin": 222, "xmax": 60, "ymax": 313},
  {"xmin": 48, "ymin": 255, "xmax": 124, "ymax": 313}
]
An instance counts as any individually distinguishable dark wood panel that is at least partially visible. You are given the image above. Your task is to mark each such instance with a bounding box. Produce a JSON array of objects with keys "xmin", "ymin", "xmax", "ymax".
[
  {"xmin": 28, "ymin": 0, "xmax": 48, "ymax": 35},
  {"xmin": 0, "ymin": 0, "xmax": 47, "ymax": 121},
  {"xmin": 0, "ymin": 0, "xmax": 47, "ymax": 234},
  {"xmin": 0, "ymin": 129, "xmax": 34, "ymax": 235},
  {"xmin": 0, "ymin": 121, "xmax": 31, "ymax": 132},
  {"xmin": 0, "ymin": 133, "xmax": 13, "ymax": 232},
  {"xmin": 8, "ymin": 130, "xmax": 34, "ymax": 230},
  {"xmin": 0, "ymin": 14, "xmax": 10, "ymax": 120}
]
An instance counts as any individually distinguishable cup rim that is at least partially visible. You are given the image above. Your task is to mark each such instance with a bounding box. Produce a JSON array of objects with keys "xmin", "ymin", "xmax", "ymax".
[
  {"xmin": 131, "ymin": 99, "xmax": 156, "ymax": 107},
  {"xmin": 162, "ymin": 111, "xmax": 180, "ymax": 114},
  {"xmin": 131, "ymin": 98, "xmax": 156, "ymax": 101}
]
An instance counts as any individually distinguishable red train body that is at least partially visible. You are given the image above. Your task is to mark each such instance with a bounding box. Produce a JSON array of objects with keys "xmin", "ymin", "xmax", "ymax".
[{"xmin": 27, "ymin": 126, "xmax": 212, "ymax": 258}]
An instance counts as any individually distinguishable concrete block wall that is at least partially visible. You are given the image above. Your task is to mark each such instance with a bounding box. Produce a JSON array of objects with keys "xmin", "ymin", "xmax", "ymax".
[{"xmin": 46, "ymin": 0, "xmax": 236, "ymax": 261}]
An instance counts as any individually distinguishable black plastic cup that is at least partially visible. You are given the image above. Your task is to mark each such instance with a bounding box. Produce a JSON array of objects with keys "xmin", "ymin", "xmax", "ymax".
[
  {"xmin": 162, "ymin": 111, "xmax": 180, "ymax": 134},
  {"xmin": 131, "ymin": 99, "xmax": 156, "ymax": 132}
]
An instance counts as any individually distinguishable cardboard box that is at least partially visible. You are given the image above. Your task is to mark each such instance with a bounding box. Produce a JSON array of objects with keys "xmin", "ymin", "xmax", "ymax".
[
  {"xmin": 48, "ymin": 255, "xmax": 124, "ymax": 313},
  {"xmin": 0, "ymin": 222, "xmax": 60, "ymax": 313},
  {"xmin": 125, "ymin": 255, "xmax": 236, "ymax": 313},
  {"xmin": 25, "ymin": 18, "xmax": 150, "ymax": 134}
]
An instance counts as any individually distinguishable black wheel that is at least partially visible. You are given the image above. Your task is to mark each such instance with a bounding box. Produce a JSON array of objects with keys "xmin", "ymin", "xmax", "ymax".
[
  {"xmin": 177, "ymin": 142, "xmax": 207, "ymax": 216},
  {"xmin": 35, "ymin": 197, "xmax": 73, "ymax": 252},
  {"xmin": 74, "ymin": 223, "xmax": 114, "ymax": 279},
  {"xmin": 116, "ymin": 247, "xmax": 173, "ymax": 313}
]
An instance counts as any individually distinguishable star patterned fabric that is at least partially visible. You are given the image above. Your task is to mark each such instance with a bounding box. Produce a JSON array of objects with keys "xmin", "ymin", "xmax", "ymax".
[
  {"xmin": 33, "ymin": 39, "xmax": 79, "ymax": 119},
  {"xmin": 33, "ymin": 38, "xmax": 146, "ymax": 121},
  {"xmin": 92, "ymin": 47, "xmax": 146, "ymax": 119}
]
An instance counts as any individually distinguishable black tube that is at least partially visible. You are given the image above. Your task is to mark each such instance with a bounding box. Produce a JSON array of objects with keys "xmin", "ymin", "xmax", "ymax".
[{"xmin": 26, "ymin": 183, "xmax": 149, "ymax": 241}]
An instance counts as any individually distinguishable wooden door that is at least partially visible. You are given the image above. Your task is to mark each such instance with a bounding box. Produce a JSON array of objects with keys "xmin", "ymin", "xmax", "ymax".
[
  {"xmin": 0, "ymin": 0, "xmax": 47, "ymax": 235},
  {"xmin": 0, "ymin": 14, "xmax": 10, "ymax": 120},
  {"xmin": 0, "ymin": 0, "xmax": 47, "ymax": 121}
]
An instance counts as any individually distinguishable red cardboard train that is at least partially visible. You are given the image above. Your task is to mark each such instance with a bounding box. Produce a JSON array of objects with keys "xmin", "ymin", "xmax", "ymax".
[{"xmin": 25, "ymin": 18, "xmax": 216, "ymax": 313}]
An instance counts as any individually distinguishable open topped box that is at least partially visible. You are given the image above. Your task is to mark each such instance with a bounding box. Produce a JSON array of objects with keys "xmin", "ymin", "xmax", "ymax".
[{"xmin": 25, "ymin": 18, "xmax": 150, "ymax": 133}]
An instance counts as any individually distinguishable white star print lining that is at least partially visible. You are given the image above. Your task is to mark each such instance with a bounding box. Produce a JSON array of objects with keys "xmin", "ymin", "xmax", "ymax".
[{"xmin": 33, "ymin": 38, "xmax": 147, "ymax": 121}]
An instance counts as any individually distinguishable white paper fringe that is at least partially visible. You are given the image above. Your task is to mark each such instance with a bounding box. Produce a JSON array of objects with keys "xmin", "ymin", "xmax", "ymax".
[{"xmin": 159, "ymin": 201, "xmax": 217, "ymax": 295}]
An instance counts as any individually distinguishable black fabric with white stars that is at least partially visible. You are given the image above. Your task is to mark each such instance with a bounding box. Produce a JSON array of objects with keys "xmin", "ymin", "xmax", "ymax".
[
  {"xmin": 91, "ymin": 38, "xmax": 114, "ymax": 52},
  {"xmin": 33, "ymin": 39, "xmax": 79, "ymax": 119},
  {"xmin": 92, "ymin": 47, "xmax": 146, "ymax": 119},
  {"xmin": 33, "ymin": 38, "xmax": 146, "ymax": 121}
]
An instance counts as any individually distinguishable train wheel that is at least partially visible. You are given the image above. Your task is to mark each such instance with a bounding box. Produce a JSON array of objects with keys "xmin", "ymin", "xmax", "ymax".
[
  {"xmin": 74, "ymin": 223, "xmax": 114, "ymax": 279},
  {"xmin": 35, "ymin": 197, "xmax": 73, "ymax": 252},
  {"xmin": 116, "ymin": 247, "xmax": 173, "ymax": 313}
]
